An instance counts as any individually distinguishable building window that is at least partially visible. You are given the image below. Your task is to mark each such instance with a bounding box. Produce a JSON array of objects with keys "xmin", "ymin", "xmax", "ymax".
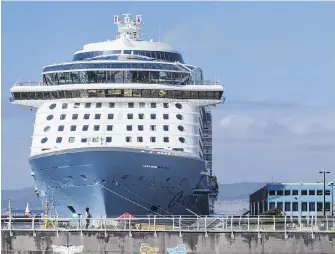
[
  {"xmin": 107, "ymin": 125, "xmax": 113, "ymax": 131},
  {"xmin": 176, "ymin": 114, "xmax": 183, "ymax": 120},
  {"xmin": 151, "ymin": 114, "xmax": 156, "ymax": 120},
  {"xmin": 44, "ymin": 126, "xmax": 51, "ymax": 132},
  {"xmin": 269, "ymin": 202, "xmax": 275, "ymax": 209},
  {"xmin": 317, "ymin": 190, "xmax": 323, "ymax": 195},
  {"xmin": 150, "ymin": 125, "xmax": 156, "ymax": 131},
  {"xmin": 128, "ymin": 113, "xmax": 133, "ymax": 119},
  {"xmin": 285, "ymin": 202, "xmax": 291, "ymax": 211},
  {"xmin": 95, "ymin": 114, "xmax": 101, "ymax": 120},
  {"xmin": 58, "ymin": 125, "xmax": 64, "ymax": 131},
  {"xmin": 302, "ymin": 202, "xmax": 307, "ymax": 212},
  {"xmin": 137, "ymin": 137, "xmax": 143, "ymax": 142},
  {"xmin": 81, "ymin": 138, "xmax": 87, "ymax": 143},
  {"xmin": 179, "ymin": 137, "xmax": 186, "ymax": 143},
  {"xmin": 139, "ymin": 102, "xmax": 145, "ymax": 108},
  {"xmin": 84, "ymin": 114, "xmax": 90, "ymax": 120},
  {"xmin": 127, "ymin": 125, "xmax": 132, "ymax": 131},
  {"xmin": 163, "ymin": 125, "xmax": 169, "ymax": 131},
  {"xmin": 109, "ymin": 102, "xmax": 115, "ymax": 108},
  {"xmin": 150, "ymin": 137, "xmax": 156, "ymax": 143},
  {"xmin": 60, "ymin": 114, "xmax": 66, "ymax": 120},
  {"xmin": 82, "ymin": 125, "xmax": 89, "ymax": 131},
  {"xmin": 139, "ymin": 113, "xmax": 144, "ymax": 119},
  {"xmin": 85, "ymin": 103, "xmax": 91, "ymax": 108},
  {"xmin": 41, "ymin": 137, "xmax": 48, "ymax": 144},
  {"xmin": 108, "ymin": 113, "xmax": 114, "ymax": 119},
  {"xmin": 128, "ymin": 103, "xmax": 134, "ymax": 108},
  {"xmin": 72, "ymin": 114, "xmax": 78, "ymax": 120},
  {"xmin": 163, "ymin": 114, "xmax": 169, "ymax": 120},
  {"xmin": 326, "ymin": 202, "xmax": 331, "ymax": 211},
  {"xmin": 151, "ymin": 103, "xmax": 156, "ymax": 108},
  {"xmin": 175, "ymin": 103, "xmax": 182, "ymax": 109},
  {"xmin": 68, "ymin": 137, "xmax": 75, "ymax": 143},
  {"xmin": 163, "ymin": 137, "xmax": 169, "ymax": 143},
  {"xmin": 284, "ymin": 190, "xmax": 291, "ymax": 196},
  {"xmin": 309, "ymin": 190, "xmax": 315, "ymax": 195},
  {"xmin": 126, "ymin": 136, "xmax": 132, "ymax": 142},
  {"xmin": 56, "ymin": 137, "xmax": 62, "ymax": 143},
  {"xmin": 178, "ymin": 125, "xmax": 184, "ymax": 131},
  {"xmin": 138, "ymin": 125, "xmax": 144, "ymax": 131},
  {"xmin": 317, "ymin": 202, "xmax": 323, "ymax": 212},
  {"xmin": 62, "ymin": 103, "xmax": 68, "ymax": 109},
  {"xmin": 326, "ymin": 190, "xmax": 331, "ymax": 195},
  {"xmin": 70, "ymin": 125, "xmax": 76, "ymax": 131},
  {"xmin": 292, "ymin": 202, "xmax": 298, "ymax": 212},
  {"xmin": 96, "ymin": 103, "xmax": 102, "ymax": 108},
  {"xmin": 49, "ymin": 103, "xmax": 56, "ymax": 109},
  {"xmin": 301, "ymin": 190, "xmax": 308, "ymax": 195},
  {"xmin": 277, "ymin": 202, "xmax": 283, "ymax": 211},
  {"xmin": 292, "ymin": 190, "xmax": 299, "ymax": 195},
  {"xmin": 269, "ymin": 190, "xmax": 276, "ymax": 196},
  {"xmin": 163, "ymin": 103, "xmax": 169, "ymax": 108},
  {"xmin": 309, "ymin": 202, "xmax": 315, "ymax": 211},
  {"xmin": 93, "ymin": 125, "xmax": 100, "ymax": 131},
  {"xmin": 106, "ymin": 137, "xmax": 112, "ymax": 143}
]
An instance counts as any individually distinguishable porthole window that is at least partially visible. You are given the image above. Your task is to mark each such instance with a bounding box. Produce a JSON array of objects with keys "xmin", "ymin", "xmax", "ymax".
[
  {"xmin": 72, "ymin": 114, "xmax": 78, "ymax": 120},
  {"xmin": 127, "ymin": 113, "xmax": 133, "ymax": 119},
  {"xmin": 68, "ymin": 137, "xmax": 75, "ymax": 143},
  {"xmin": 96, "ymin": 103, "xmax": 102, "ymax": 108},
  {"xmin": 70, "ymin": 125, "xmax": 76, "ymax": 131},
  {"xmin": 74, "ymin": 103, "xmax": 80, "ymax": 108},
  {"xmin": 179, "ymin": 137, "xmax": 186, "ymax": 143},
  {"xmin": 95, "ymin": 114, "xmax": 101, "ymax": 120},
  {"xmin": 49, "ymin": 103, "xmax": 56, "ymax": 109},
  {"xmin": 62, "ymin": 103, "xmax": 68, "ymax": 109},
  {"xmin": 93, "ymin": 125, "xmax": 100, "ymax": 131},
  {"xmin": 107, "ymin": 125, "xmax": 113, "ymax": 131},
  {"xmin": 84, "ymin": 114, "xmax": 90, "ymax": 120},
  {"xmin": 150, "ymin": 137, "xmax": 156, "ymax": 143},
  {"xmin": 163, "ymin": 103, "xmax": 169, "ymax": 108},
  {"xmin": 41, "ymin": 137, "xmax": 48, "ymax": 144},
  {"xmin": 128, "ymin": 103, "xmax": 134, "ymax": 108},
  {"xmin": 126, "ymin": 136, "xmax": 132, "ymax": 142},
  {"xmin": 163, "ymin": 125, "xmax": 169, "ymax": 131},
  {"xmin": 106, "ymin": 137, "xmax": 112, "ymax": 143},
  {"xmin": 109, "ymin": 103, "xmax": 115, "ymax": 108},
  {"xmin": 108, "ymin": 114, "xmax": 114, "ymax": 120},
  {"xmin": 176, "ymin": 114, "xmax": 183, "ymax": 120},
  {"xmin": 126, "ymin": 125, "xmax": 132, "ymax": 131},
  {"xmin": 58, "ymin": 125, "xmax": 64, "ymax": 131},
  {"xmin": 137, "ymin": 137, "xmax": 143, "ymax": 142},
  {"xmin": 139, "ymin": 113, "xmax": 144, "ymax": 119},
  {"xmin": 46, "ymin": 115, "xmax": 53, "ymax": 121},
  {"xmin": 60, "ymin": 114, "xmax": 66, "ymax": 120},
  {"xmin": 178, "ymin": 126, "xmax": 184, "ymax": 131},
  {"xmin": 82, "ymin": 125, "xmax": 89, "ymax": 131},
  {"xmin": 139, "ymin": 103, "xmax": 145, "ymax": 108},
  {"xmin": 175, "ymin": 103, "xmax": 182, "ymax": 109},
  {"xmin": 81, "ymin": 138, "xmax": 88, "ymax": 143},
  {"xmin": 44, "ymin": 126, "xmax": 51, "ymax": 132},
  {"xmin": 163, "ymin": 114, "xmax": 169, "ymax": 120},
  {"xmin": 151, "ymin": 103, "xmax": 156, "ymax": 108},
  {"xmin": 85, "ymin": 103, "xmax": 91, "ymax": 108},
  {"xmin": 163, "ymin": 137, "xmax": 169, "ymax": 143},
  {"xmin": 151, "ymin": 114, "xmax": 156, "ymax": 120},
  {"xmin": 56, "ymin": 137, "xmax": 62, "ymax": 143},
  {"xmin": 138, "ymin": 125, "xmax": 144, "ymax": 131}
]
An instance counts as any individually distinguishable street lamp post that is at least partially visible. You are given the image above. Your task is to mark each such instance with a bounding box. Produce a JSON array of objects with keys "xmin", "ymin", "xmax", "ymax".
[
  {"xmin": 329, "ymin": 182, "xmax": 334, "ymax": 216},
  {"xmin": 319, "ymin": 171, "xmax": 330, "ymax": 216}
]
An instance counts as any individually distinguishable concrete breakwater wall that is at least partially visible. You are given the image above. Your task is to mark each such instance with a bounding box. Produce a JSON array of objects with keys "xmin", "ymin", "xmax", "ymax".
[{"xmin": 2, "ymin": 230, "xmax": 335, "ymax": 253}]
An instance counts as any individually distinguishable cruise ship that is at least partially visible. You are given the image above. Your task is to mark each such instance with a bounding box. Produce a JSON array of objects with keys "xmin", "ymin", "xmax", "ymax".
[{"xmin": 9, "ymin": 14, "xmax": 225, "ymax": 217}]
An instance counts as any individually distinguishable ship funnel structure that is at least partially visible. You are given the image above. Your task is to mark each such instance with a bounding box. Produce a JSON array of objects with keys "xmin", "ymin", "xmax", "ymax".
[{"xmin": 114, "ymin": 13, "xmax": 143, "ymax": 41}]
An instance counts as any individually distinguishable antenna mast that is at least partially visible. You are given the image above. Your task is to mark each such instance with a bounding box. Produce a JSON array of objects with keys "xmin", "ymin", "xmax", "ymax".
[{"xmin": 113, "ymin": 13, "xmax": 143, "ymax": 41}]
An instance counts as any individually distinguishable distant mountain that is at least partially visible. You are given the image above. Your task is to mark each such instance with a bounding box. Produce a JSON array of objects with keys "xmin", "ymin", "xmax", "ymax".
[{"xmin": 1, "ymin": 182, "xmax": 266, "ymax": 210}]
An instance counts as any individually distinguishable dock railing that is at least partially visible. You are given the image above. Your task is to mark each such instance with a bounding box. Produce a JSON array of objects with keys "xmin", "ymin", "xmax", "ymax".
[{"xmin": 2, "ymin": 215, "xmax": 335, "ymax": 236}]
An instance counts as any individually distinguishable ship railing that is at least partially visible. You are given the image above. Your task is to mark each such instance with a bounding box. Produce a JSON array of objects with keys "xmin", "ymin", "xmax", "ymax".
[
  {"xmin": 2, "ymin": 215, "xmax": 335, "ymax": 236},
  {"xmin": 13, "ymin": 81, "xmax": 44, "ymax": 86}
]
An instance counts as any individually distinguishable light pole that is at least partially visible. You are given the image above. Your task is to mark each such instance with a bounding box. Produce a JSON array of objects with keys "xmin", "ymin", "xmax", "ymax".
[
  {"xmin": 329, "ymin": 182, "xmax": 334, "ymax": 216},
  {"xmin": 319, "ymin": 171, "xmax": 330, "ymax": 216}
]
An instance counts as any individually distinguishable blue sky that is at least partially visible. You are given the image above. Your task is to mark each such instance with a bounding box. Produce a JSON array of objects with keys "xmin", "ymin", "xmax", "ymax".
[{"xmin": 2, "ymin": 2, "xmax": 335, "ymax": 190}]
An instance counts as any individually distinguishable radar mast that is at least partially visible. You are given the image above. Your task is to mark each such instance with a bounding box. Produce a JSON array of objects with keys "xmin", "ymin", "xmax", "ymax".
[{"xmin": 114, "ymin": 13, "xmax": 143, "ymax": 41}]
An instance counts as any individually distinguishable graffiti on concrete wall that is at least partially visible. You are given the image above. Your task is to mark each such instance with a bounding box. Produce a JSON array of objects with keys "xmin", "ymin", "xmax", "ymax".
[
  {"xmin": 51, "ymin": 245, "xmax": 84, "ymax": 254},
  {"xmin": 140, "ymin": 243, "xmax": 159, "ymax": 254},
  {"xmin": 167, "ymin": 244, "xmax": 187, "ymax": 254}
]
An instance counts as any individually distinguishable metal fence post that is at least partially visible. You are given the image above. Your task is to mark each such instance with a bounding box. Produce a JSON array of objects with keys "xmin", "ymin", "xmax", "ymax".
[
  {"xmin": 128, "ymin": 217, "xmax": 132, "ymax": 237},
  {"xmin": 273, "ymin": 215, "xmax": 276, "ymax": 231},
  {"xmin": 326, "ymin": 215, "xmax": 329, "ymax": 231},
  {"xmin": 257, "ymin": 216, "xmax": 261, "ymax": 239},
  {"xmin": 104, "ymin": 215, "xmax": 107, "ymax": 238},
  {"xmin": 9, "ymin": 216, "xmax": 13, "ymax": 236},
  {"xmin": 32, "ymin": 216, "xmax": 36, "ymax": 237},
  {"xmin": 284, "ymin": 215, "xmax": 288, "ymax": 239},
  {"xmin": 154, "ymin": 215, "xmax": 157, "ymax": 237},
  {"xmin": 247, "ymin": 216, "xmax": 250, "ymax": 231},
  {"xmin": 172, "ymin": 215, "xmax": 175, "ymax": 231},
  {"xmin": 230, "ymin": 216, "xmax": 233, "ymax": 231},
  {"xmin": 179, "ymin": 215, "xmax": 182, "ymax": 238},
  {"xmin": 205, "ymin": 216, "xmax": 208, "ymax": 237},
  {"xmin": 311, "ymin": 215, "xmax": 315, "ymax": 239}
]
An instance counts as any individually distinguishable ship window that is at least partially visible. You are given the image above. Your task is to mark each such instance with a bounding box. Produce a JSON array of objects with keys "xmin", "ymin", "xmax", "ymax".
[
  {"xmin": 121, "ymin": 175, "xmax": 129, "ymax": 179},
  {"xmin": 137, "ymin": 137, "xmax": 143, "ymax": 142},
  {"xmin": 60, "ymin": 114, "xmax": 66, "ymax": 120},
  {"xmin": 178, "ymin": 125, "xmax": 184, "ymax": 131},
  {"xmin": 92, "ymin": 137, "xmax": 99, "ymax": 143},
  {"xmin": 70, "ymin": 125, "xmax": 76, "ymax": 131},
  {"xmin": 62, "ymin": 103, "xmax": 68, "ymax": 109},
  {"xmin": 82, "ymin": 125, "xmax": 89, "ymax": 131},
  {"xmin": 173, "ymin": 148, "xmax": 184, "ymax": 152},
  {"xmin": 138, "ymin": 125, "xmax": 144, "ymax": 131},
  {"xmin": 109, "ymin": 102, "xmax": 115, "ymax": 108},
  {"xmin": 107, "ymin": 125, "xmax": 113, "ymax": 131},
  {"xmin": 47, "ymin": 115, "xmax": 54, "ymax": 121},
  {"xmin": 58, "ymin": 125, "xmax": 64, "ymax": 131},
  {"xmin": 163, "ymin": 103, "xmax": 169, "ymax": 108},
  {"xmin": 81, "ymin": 138, "xmax": 87, "ymax": 143},
  {"xmin": 68, "ymin": 137, "xmax": 75, "ymax": 143},
  {"xmin": 93, "ymin": 125, "xmax": 100, "ymax": 131},
  {"xmin": 150, "ymin": 114, "xmax": 156, "ymax": 120},
  {"xmin": 44, "ymin": 126, "xmax": 51, "ymax": 132},
  {"xmin": 41, "ymin": 137, "xmax": 48, "ymax": 144},
  {"xmin": 106, "ymin": 137, "xmax": 112, "ymax": 142},
  {"xmin": 150, "ymin": 137, "xmax": 156, "ymax": 143},
  {"xmin": 151, "ymin": 103, "xmax": 156, "ymax": 108},
  {"xmin": 163, "ymin": 125, "xmax": 169, "ymax": 131},
  {"xmin": 127, "ymin": 113, "xmax": 133, "ymax": 119},
  {"xmin": 163, "ymin": 114, "xmax": 169, "ymax": 120},
  {"xmin": 108, "ymin": 114, "xmax": 114, "ymax": 119},
  {"xmin": 139, "ymin": 102, "xmax": 145, "ymax": 108},
  {"xmin": 95, "ymin": 114, "xmax": 101, "ymax": 119},
  {"xmin": 56, "ymin": 137, "xmax": 62, "ymax": 143},
  {"xmin": 85, "ymin": 103, "xmax": 91, "ymax": 108},
  {"xmin": 150, "ymin": 125, "xmax": 156, "ymax": 131},
  {"xmin": 139, "ymin": 176, "xmax": 146, "ymax": 180},
  {"xmin": 80, "ymin": 175, "xmax": 88, "ymax": 180},
  {"xmin": 139, "ymin": 113, "xmax": 144, "ymax": 119},
  {"xmin": 128, "ymin": 102, "xmax": 134, "ymax": 108},
  {"xmin": 49, "ymin": 103, "xmax": 56, "ymax": 109},
  {"xmin": 126, "ymin": 136, "xmax": 132, "ymax": 142},
  {"xmin": 84, "ymin": 114, "xmax": 90, "ymax": 120},
  {"xmin": 72, "ymin": 114, "xmax": 78, "ymax": 120},
  {"xmin": 163, "ymin": 137, "xmax": 169, "ymax": 143},
  {"xmin": 96, "ymin": 103, "xmax": 102, "ymax": 108},
  {"xmin": 74, "ymin": 103, "xmax": 80, "ymax": 108},
  {"xmin": 179, "ymin": 137, "xmax": 186, "ymax": 143},
  {"xmin": 125, "ymin": 125, "xmax": 132, "ymax": 131},
  {"xmin": 175, "ymin": 103, "xmax": 182, "ymax": 109},
  {"xmin": 176, "ymin": 114, "xmax": 183, "ymax": 120}
]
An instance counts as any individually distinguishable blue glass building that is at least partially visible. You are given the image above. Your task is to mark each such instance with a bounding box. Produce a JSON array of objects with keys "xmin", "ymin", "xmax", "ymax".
[{"xmin": 249, "ymin": 183, "xmax": 335, "ymax": 216}]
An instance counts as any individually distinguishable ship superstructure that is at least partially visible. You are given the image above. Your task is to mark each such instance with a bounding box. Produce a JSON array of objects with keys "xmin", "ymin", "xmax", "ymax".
[{"xmin": 10, "ymin": 14, "xmax": 224, "ymax": 217}]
